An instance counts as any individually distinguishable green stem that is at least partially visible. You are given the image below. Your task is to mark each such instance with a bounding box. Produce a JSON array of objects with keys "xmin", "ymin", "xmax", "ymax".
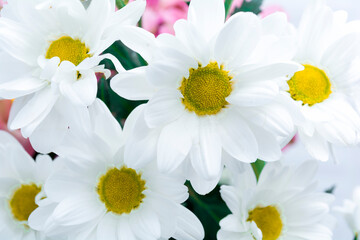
[
  {"xmin": 224, "ymin": 0, "xmax": 235, "ymax": 18},
  {"xmin": 115, "ymin": 0, "xmax": 126, "ymax": 9},
  {"xmin": 354, "ymin": 234, "xmax": 358, "ymax": 240},
  {"xmin": 188, "ymin": 186, "xmax": 221, "ymax": 223}
]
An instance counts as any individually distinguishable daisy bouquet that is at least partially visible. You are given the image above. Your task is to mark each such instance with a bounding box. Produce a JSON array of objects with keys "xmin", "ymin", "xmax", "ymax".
[{"xmin": 0, "ymin": 0, "xmax": 359, "ymax": 239}]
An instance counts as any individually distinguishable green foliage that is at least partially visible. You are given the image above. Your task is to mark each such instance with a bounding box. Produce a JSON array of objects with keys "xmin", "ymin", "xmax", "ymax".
[
  {"xmin": 185, "ymin": 182, "xmax": 231, "ymax": 240},
  {"xmin": 115, "ymin": 0, "xmax": 126, "ymax": 9},
  {"xmin": 98, "ymin": 41, "xmax": 147, "ymax": 124},
  {"xmin": 251, "ymin": 159, "xmax": 266, "ymax": 181},
  {"xmin": 224, "ymin": 0, "xmax": 235, "ymax": 17},
  {"xmin": 233, "ymin": 0, "xmax": 263, "ymax": 15}
]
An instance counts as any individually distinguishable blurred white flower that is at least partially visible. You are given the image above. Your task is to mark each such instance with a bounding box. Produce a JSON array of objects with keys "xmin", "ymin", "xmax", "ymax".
[
  {"xmin": 280, "ymin": 0, "xmax": 360, "ymax": 162},
  {"xmin": 335, "ymin": 186, "xmax": 360, "ymax": 238},
  {"xmin": 218, "ymin": 161, "xmax": 335, "ymax": 240}
]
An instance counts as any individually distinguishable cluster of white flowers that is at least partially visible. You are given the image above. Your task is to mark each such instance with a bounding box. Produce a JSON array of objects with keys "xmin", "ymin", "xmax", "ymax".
[{"xmin": 0, "ymin": 0, "xmax": 359, "ymax": 239}]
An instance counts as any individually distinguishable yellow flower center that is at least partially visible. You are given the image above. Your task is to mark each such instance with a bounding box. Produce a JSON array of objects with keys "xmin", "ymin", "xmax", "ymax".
[
  {"xmin": 287, "ymin": 64, "xmax": 332, "ymax": 106},
  {"xmin": 179, "ymin": 62, "xmax": 233, "ymax": 116},
  {"xmin": 247, "ymin": 205, "xmax": 283, "ymax": 240},
  {"xmin": 46, "ymin": 36, "xmax": 91, "ymax": 66},
  {"xmin": 97, "ymin": 167, "xmax": 146, "ymax": 215},
  {"xmin": 9, "ymin": 184, "xmax": 41, "ymax": 222}
]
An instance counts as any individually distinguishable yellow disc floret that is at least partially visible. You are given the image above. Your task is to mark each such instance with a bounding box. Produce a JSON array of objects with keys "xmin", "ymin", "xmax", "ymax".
[
  {"xmin": 9, "ymin": 184, "xmax": 41, "ymax": 222},
  {"xmin": 287, "ymin": 64, "xmax": 332, "ymax": 106},
  {"xmin": 248, "ymin": 205, "xmax": 283, "ymax": 240},
  {"xmin": 46, "ymin": 36, "xmax": 91, "ymax": 66},
  {"xmin": 179, "ymin": 62, "xmax": 233, "ymax": 116},
  {"xmin": 97, "ymin": 166, "xmax": 146, "ymax": 215}
]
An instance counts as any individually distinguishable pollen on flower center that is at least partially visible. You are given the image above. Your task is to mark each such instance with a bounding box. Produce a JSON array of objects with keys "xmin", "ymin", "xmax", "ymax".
[
  {"xmin": 287, "ymin": 64, "xmax": 332, "ymax": 106},
  {"xmin": 97, "ymin": 167, "xmax": 146, "ymax": 215},
  {"xmin": 9, "ymin": 184, "xmax": 41, "ymax": 222},
  {"xmin": 46, "ymin": 36, "xmax": 91, "ymax": 66},
  {"xmin": 179, "ymin": 62, "xmax": 233, "ymax": 116},
  {"xmin": 247, "ymin": 205, "xmax": 283, "ymax": 240}
]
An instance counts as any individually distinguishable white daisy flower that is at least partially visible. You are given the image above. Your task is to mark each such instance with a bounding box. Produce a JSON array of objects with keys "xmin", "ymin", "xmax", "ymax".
[
  {"xmin": 29, "ymin": 99, "xmax": 204, "ymax": 240},
  {"xmin": 111, "ymin": 0, "xmax": 302, "ymax": 194},
  {"xmin": 335, "ymin": 186, "xmax": 360, "ymax": 238},
  {"xmin": 0, "ymin": 131, "xmax": 55, "ymax": 240},
  {"xmin": 0, "ymin": 0, "xmax": 149, "ymax": 153},
  {"xmin": 281, "ymin": 0, "xmax": 360, "ymax": 162},
  {"xmin": 218, "ymin": 161, "xmax": 335, "ymax": 240}
]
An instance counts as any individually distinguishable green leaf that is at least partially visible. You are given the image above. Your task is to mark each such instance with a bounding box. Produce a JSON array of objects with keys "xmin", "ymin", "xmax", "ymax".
[
  {"xmin": 185, "ymin": 182, "xmax": 231, "ymax": 240},
  {"xmin": 224, "ymin": 0, "xmax": 235, "ymax": 18},
  {"xmin": 251, "ymin": 159, "xmax": 265, "ymax": 181},
  {"xmin": 101, "ymin": 40, "xmax": 146, "ymax": 71},
  {"xmin": 115, "ymin": 0, "xmax": 126, "ymax": 9},
  {"xmin": 233, "ymin": 0, "xmax": 264, "ymax": 15}
]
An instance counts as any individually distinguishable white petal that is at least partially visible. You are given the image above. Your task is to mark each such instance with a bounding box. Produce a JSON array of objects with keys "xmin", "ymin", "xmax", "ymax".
[
  {"xmin": 173, "ymin": 19, "xmax": 210, "ymax": 64},
  {"xmin": 108, "ymin": 0, "xmax": 145, "ymax": 26},
  {"xmin": 188, "ymin": 169, "xmax": 221, "ymax": 195},
  {"xmin": 9, "ymin": 87, "xmax": 58, "ymax": 130},
  {"xmin": 187, "ymin": 0, "xmax": 225, "ymax": 41},
  {"xmin": 241, "ymin": 104, "xmax": 294, "ymax": 137},
  {"xmin": 227, "ymin": 82, "xmax": 279, "ymax": 107},
  {"xmin": 29, "ymin": 103, "xmax": 70, "ymax": 154},
  {"xmin": 219, "ymin": 111, "xmax": 258, "ymax": 163},
  {"xmin": 130, "ymin": 205, "xmax": 161, "ymax": 240},
  {"xmin": 35, "ymin": 154, "xmax": 54, "ymax": 182},
  {"xmin": 296, "ymin": 1, "xmax": 333, "ymax": 62},
  {"xmin": 157, "ymin": 114, "xmax": 194, "ymax": 173},
  {"xmin": 9, "ymin": 144, "xmax": 37, "ymax": 181},
  {"xmin": 115, "ymin": 26, "xmax": 156, "ymax": 63},
  {"xmin": 117, "ymin": 217, "xmax": 137, "ymax": 240},
  {"xmin": 97, "ymin": 214, "xmax": 118, "ymax": 240},
  {"xmin": 89, "ymin": 99, "xmax": 123, "ymax": 145},
  {"xmin": 52, "ymin": 194, "xmax": 105, "ymax": 226},
  {"xmin": 191, "ymin": 118, "xmax": 222, "ymax": 180},
  {"xmin": 0, "ymin": 77, "xmax": 47, "ymax": 99},
  {"xmin": 148, "ymin": 195, "xmax": 178, "ymax": 239},
  {"xmin": 144, "ymin": 89, "xmax": 185, "ymax": 128},
  {"xmin": 220, "ymin": 186, "xmax": 241, "ymax": 215},
  {"xmin": 248, "ymin": 124, "xmax": 282, "ymax": 161},
  {"xmin": 215, "ymin": 12, "xmax": 261, "ymax": 66},
  {"xmin": 219, "ymin": 215, "xmax": 243, "ymax": 232},
  {"xmin": 321, "ymin": 33, "xmax": 360, "ymax": 79},
  {"xmin": 111, "ymin": 66, "xmax": 155, "ymax": 101},
  {"xmin": 299, "ymin": 130, "xmax": 330, "ymax": 162},
  {"xmin": 28, "ymin": 203, "xmax": 56, "ymax": 231},
  {"xmin": 60, "ymin": 70, "xmax": 97, "ymax": 106},
  {"xmin": 124, "ymin": 111, "xmax": 159, "ymax": 169},
  {"xmin": 173, "ymin": 204, "xmax": 205, "ymax": 240},
  {"xmin": 234, "ymin": 62, "xmax": 302, "ymax": 83}
]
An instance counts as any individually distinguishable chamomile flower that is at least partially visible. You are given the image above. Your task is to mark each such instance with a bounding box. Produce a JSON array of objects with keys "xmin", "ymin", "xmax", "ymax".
[
  {"xmin": 111, "ymin": 0, "xmax": 302, "ymax": 194},
  {"xmin": 0, "ymin": 0, "xmax": 148, "ymax": 153},
  {"xmin": 335, "ymin": 186, "xmax": 360, "ymax": 238},
  {"xmin": 0, "ymin": 131, "xmax": 55, "ymax": 240},
  {"xmin": 218, "ymin": 161, "xmax": 335, "ymax": 240},
  {"xmin": 280, "ymin": 0, "xmax": 360, "ymax": 161},
  {"xmin": 29, "ymin": 99, "xmax": 204, "ymax": 240}
]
